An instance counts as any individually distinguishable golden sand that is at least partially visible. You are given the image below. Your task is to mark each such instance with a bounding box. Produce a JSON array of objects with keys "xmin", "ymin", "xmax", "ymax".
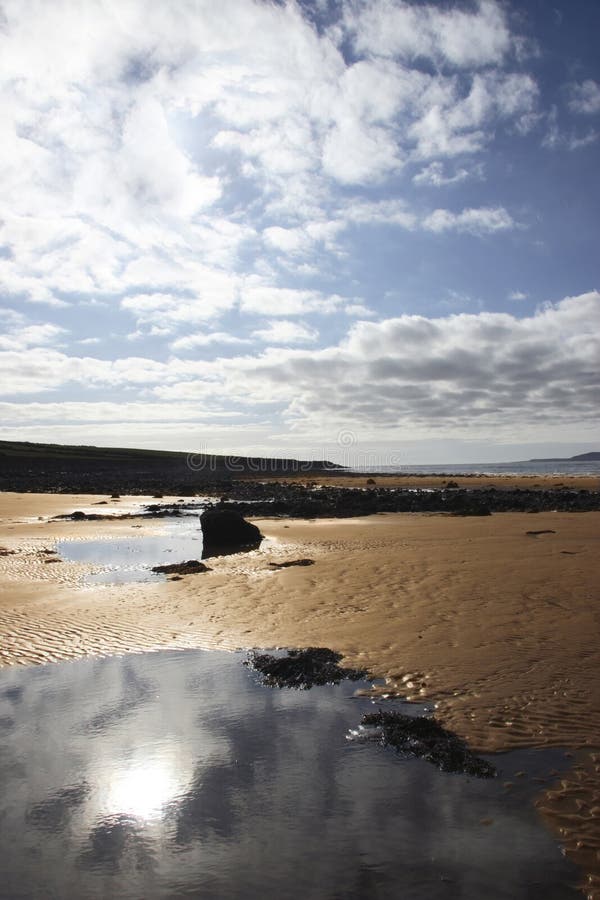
[{"xmin": 0, "ymin": 491, "xmax": 599, "ymax": 894}]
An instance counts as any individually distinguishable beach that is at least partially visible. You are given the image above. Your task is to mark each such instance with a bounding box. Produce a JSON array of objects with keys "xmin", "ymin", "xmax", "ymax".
[{"xmin": 0, "ymin": 490, "xmax": 599, "ymax": 895}]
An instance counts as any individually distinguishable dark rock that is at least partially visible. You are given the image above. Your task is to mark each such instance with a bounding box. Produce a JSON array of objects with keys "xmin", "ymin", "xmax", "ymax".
[
  {"xmin": 71, "ymin": 511, "xmax": 87, "ymax": 520},
  {"xmin": 526, "ymin": 529, "xmax": 556, "ymax": 535},
  {"xmin": 450, "ymin": 504, "xmax": 491, "ymax": 517},
  {"xmin": 359, "ymin": 710, "xmax": 496, "ymax": 778},
  {"xmin": 446, "ymin": 493, "xmax": 491, "ymax": 516},
  {"xmin": 151, "ymin": 560, "xmax": 209, "ymax": 575},
  {"xmin": 200, "ymin": 508, "xmax": 263, "ymax": 557},
  {"xmin": 245, "ymin": 647, "xmax": 367, "ymax": 690},
  {"xmin": 268, "ymin": 558, "xmax": 315, "ymax": 569},
  {"xmin": 366, "ymin": 478, "xmax": 376, "ymax": 485},
  {"xmin": 20, "ymin": 467, "xmax": 600, "ymax": 519},
  {"xmin": 445, "ymin": 480, "xmax": 459, "ymax": 489}
]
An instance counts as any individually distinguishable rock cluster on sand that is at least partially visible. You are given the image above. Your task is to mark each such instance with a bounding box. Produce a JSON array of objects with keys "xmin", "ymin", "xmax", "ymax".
[{"xmin": 198, "ymin": 482, "xmax": 600, "ymax": 517}]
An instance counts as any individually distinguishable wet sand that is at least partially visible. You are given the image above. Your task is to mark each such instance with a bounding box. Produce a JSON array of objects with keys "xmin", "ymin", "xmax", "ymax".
[{"xmin": 0, "ymin": 491, "xmax": 599, "ymax": 895}]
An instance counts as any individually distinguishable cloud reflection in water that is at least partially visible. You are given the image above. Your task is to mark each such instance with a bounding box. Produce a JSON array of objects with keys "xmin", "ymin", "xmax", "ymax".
[{"xmin": 0, "ymin": 649, "xmax": 581, "ymax": 900}]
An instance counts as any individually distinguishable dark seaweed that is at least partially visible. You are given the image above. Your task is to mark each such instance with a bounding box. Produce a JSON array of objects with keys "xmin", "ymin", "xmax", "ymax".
[
  {"xmin": 267, "ymin": 558, "xmax": 315, "ymax": 569},
  {"xmin": 245, "ymin": 647, "xmax": 367, "ymax": 689},
  {"xmin": 360, "ymin": 710, "xmax": 496, "ymax": 778},
  {"xmin": 151, "ymin": 560, "xmax": 209, "ymax": 575}
]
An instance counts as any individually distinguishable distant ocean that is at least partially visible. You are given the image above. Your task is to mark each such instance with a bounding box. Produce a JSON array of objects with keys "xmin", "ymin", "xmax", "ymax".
[{"xmin": 348, "ymin": 460, "xmax": 600, "ymax": 476}]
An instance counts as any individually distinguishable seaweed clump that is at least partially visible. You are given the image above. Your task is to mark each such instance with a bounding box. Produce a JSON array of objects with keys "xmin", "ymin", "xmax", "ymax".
[
  {"xmin": 267, "ymin": 558, "xmax": 314, "ymax": 569},
  {"xmin": 246, "ymin": 647, "xmax": 367, "ymax": 690},
  {"xmin": 360, "ymin": 710, "xmax": 496, "ymax": 779},
  {"xmin": 151, "ymin": 560, "xmax": 209, "ymax": 575}
]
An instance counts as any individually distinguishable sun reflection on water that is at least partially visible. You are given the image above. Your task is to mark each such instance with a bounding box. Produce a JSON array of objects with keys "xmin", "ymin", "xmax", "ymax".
[{"xmin": 105, "ymin": 760, "xmax": 179, "ymax": 819}]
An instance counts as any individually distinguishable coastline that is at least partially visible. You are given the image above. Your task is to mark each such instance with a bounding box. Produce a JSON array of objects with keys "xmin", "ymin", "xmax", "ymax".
[
  {"xmin": 0, "ymin": 490, "xmax": 599, "ymax": 895},
  {"xmin": 255, "ymin": 471, "xmax": 600, "ymax": 491}
]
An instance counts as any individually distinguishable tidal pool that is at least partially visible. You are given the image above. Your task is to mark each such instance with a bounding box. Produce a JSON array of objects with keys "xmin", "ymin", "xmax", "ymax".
[
  {"xmin": 0, "ymin": 649, "xmax": 579, "ymax": 899},
  {"xmin": 57, "ymin": 518, "xmax": 204, "ymax": 583}
]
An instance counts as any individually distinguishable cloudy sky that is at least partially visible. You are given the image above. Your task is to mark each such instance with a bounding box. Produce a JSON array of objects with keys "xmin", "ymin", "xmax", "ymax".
[{"xmin": 1, "ymin": 0, "xmax": 599, "ymax": 464}]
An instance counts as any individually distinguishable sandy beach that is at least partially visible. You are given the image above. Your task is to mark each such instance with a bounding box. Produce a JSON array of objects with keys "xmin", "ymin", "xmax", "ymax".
[{"xmin": 0, "ymin": 491, "xmax": 599, "ymax": 895}]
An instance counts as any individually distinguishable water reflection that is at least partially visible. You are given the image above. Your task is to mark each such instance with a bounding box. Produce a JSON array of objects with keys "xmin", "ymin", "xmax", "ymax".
[
  {"xmin": 0, "ymin": 649, "xmax": 580, "ymax": 899},
  {"xmin": 57, "ymin": 519, "xmax": 204, "ymax": 583}
]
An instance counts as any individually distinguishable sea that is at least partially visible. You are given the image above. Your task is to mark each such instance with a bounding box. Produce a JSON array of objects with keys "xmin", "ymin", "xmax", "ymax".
[{"xmin": 348, "ymin": 460, "xmax": 600, "ymax": 477}]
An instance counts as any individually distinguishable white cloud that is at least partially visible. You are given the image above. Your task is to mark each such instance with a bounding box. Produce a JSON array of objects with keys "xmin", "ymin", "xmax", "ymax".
[
  {"xmin": 0, "ymin": 319, "xmax": 66, "ymax": 351},
  {"xmin": 121, "ymin": 278, "xmax": 239, "ymax": 328},
  {"xmin": 239, "ymin": 283, "xmax": 343, "ymax": 316},
  {"xmin": 342, "ymin": 199, "xmax": 418, "ymax": 229},
  {"xmin": 322, "ymin": 120, "xmax": 403, "ymax": 184},
  {"xmin": 260, "ymin": 196, "xmax": 515, "ymax": 248},
  {"xmin": 422, "ymin": 206, "xmax": 516, "ymax": 235},
  {"xmin": 170, "ymin": 332, "xmax": 250, "ymax": 352},
  {"xmin": 0, "ymin": 348, "xmax": 178, "ymax": 395},
  {"xmin": 344, "ymin": 303, "xmax": 376, "ymax": 317},
  {"xmin": 142, "ymin": 292, "xmax": 600, "ymax": 439},
  {"xmin": 0, "ymin": 401, "xmax": 244, "ymax": 425},
  {"xmin": 542, "ymin": 105, "xmax": 599, "ymax": 151},
  {"xmin": 252, "ymin": 321, "xmax": 319, "ymax": 345},
  {"xmin": 568, "ymin": 80, "xmax": 600, "ymax": 115},
  {"xmin": 263, "ymin": 220, "xmax": 344, "ymax": 257},
  {"xmin": 345, "ymin": 0, "xmax": 512, "ymax": 69},
  {"xmin": 509, "ymin": 290, "xmax": 528, "ymax": 301},
  {"xmin": 413, "ymin": 162, "xmax": 479, "ymax": 187},
  {"xmin": 408, "ymin": 72, "xmax": 537, "ymax": 160},
  {"xmin": 0, "ymin": 0, "xmax": 544, "ymax": 325},
  {"xmin": 1, "ymin": 293, "xmax": 598, "ymax": 443}
]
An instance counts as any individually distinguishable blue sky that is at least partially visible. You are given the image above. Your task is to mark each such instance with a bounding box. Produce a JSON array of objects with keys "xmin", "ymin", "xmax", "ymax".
[{"xmin": 0, "ymin": 0, "xmax": 599, "ymax": 464}]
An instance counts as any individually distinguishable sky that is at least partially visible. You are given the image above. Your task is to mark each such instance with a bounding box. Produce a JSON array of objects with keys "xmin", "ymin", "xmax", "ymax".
[{"xmin": 0, "ymin": 0, "xmax": 599, "ymax": 465}]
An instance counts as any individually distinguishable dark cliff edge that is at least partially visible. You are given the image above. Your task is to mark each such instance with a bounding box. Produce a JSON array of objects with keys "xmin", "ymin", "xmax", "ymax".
[{"xmin": 0, "ymin": 440, "xmax": 340, "ymax": 494}]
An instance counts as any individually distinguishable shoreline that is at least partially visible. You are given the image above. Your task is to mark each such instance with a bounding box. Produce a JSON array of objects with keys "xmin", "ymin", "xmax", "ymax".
[
  {"xmin": 0, "ymin": 492, "xmax": 599, "ymax": 895},
  {"xmin": 253, "ymin": 471, "xmax": 600, "ymax": 491},
  {"xmin": 3, "ymin": 469, "xmax": 599, "ymax": 496}
]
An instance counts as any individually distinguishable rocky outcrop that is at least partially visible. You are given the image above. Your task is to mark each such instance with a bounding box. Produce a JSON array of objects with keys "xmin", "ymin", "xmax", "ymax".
[{"xmin": 200, "ymin": 508, "xmax": 263, "ymax": 557}]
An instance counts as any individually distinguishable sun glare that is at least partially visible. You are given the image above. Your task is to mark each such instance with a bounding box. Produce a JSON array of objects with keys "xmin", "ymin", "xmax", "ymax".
[{"xmin": 106, "ymin": 761, "xmax": 179, "ymax": 819}]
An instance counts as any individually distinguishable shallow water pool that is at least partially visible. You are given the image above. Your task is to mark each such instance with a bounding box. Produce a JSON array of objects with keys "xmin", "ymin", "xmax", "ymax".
[
  {"xmin": 0, "ymin": 649, "xmax": 580, "ymax": 899},
  {"xmin": 57, "ymin": 518, "xmax": 204, "ymax": 583}
]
